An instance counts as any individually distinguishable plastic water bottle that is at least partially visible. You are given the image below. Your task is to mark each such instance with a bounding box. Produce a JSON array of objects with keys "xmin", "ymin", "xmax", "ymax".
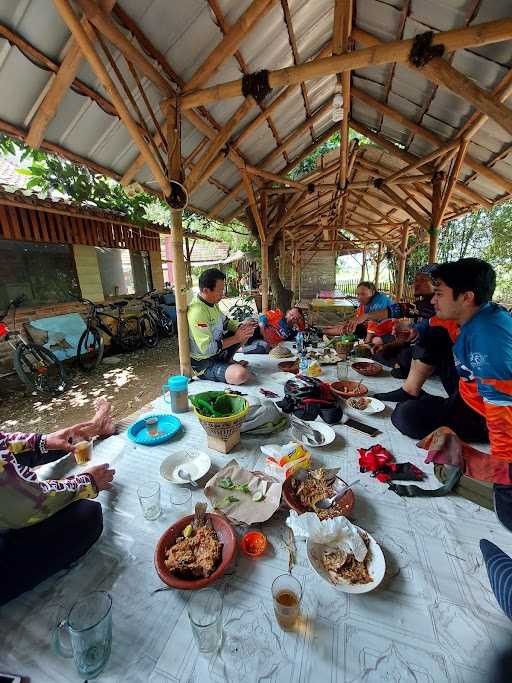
[
  {"xmin": 299, "ymin": 352, "xmax": 308, "ymax": 374},
  {"xmin": 296, "ymin": 331, "xmax": 304, "ymax": 355}
]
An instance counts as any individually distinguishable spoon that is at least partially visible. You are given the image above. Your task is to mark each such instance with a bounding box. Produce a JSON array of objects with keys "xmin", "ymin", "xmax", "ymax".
[
  {"xmin": 177, "ymin": 468, "xmax": 199, "ymax": 487},
  {"xmin": 316, "ymin": 479, "xmax": 360, "ymax": 510}
]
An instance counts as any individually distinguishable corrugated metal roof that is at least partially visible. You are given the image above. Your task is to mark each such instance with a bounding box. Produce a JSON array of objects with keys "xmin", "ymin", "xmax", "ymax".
[{"xmin": 0, "ymin": 0, "xmax": 511, "ymax": 249}]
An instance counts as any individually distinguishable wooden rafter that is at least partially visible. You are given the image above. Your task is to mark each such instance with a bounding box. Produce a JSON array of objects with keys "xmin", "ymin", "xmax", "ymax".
[
  {"xmin": 180, "ymin": 17, "xmax": 512, "ymax": 109},
  {"xmin": 186, "ymin": 98, "xmax": 255, "ymax": 193},
  {"xmin": 378, "ymin": 186, "xmax": 430, "ymax": 230},
  {"xmin": 207, "ymin": 0, "xmax": 288, "ymax": 161},
  {"xmin": 351, "ymin": 87, "xmax": 512, "ymax": 194},
  {"xmin": 26, "ymin": 0, "xmax": 117, "ymax": 149},
  {"xmin": 53, "ymin": 0, "xmax": 170, "ymax": 195},
  {"xmin": 241, "ymin": 170, "xmax": 266, "ymax": 242},
  {"xmin": 438, "ymin": 140, "xmax": 470, "ymax": 225},
  {"xmin": 280, "ymin": 0, "xmax": 314, "ymax": 142}
]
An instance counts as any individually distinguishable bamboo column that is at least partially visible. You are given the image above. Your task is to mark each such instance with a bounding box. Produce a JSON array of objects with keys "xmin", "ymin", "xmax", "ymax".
[
  {"xmin": 429, "ymin": 173, "xmax": 443, "ymax": 263},
  {"xmin": 361, "ymin": 247, "xmax": 367, "ymax": 281},
  {"xmin": 166, "ymin": 103, "xmax": 192, "ymax": 377},
  {"xmin": 291, "ymin": 243, "xmax": 298, "ymax": 303},
  {"xmin": 261, "ymin": 241, "xmax": 270, "ymax": 311},
  {"xmin": 398, "ymin": 223, "xmax": 410, "ymax": 299},
  {"xmin": 374, "ymin": 242, "xmax": 383, "ymax": 288}
]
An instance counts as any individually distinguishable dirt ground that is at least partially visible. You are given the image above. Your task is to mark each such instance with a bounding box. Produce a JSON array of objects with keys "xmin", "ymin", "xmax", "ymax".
[{"xmin": 0, "ymin": 337, "xmax": 180, "ymax": 433}]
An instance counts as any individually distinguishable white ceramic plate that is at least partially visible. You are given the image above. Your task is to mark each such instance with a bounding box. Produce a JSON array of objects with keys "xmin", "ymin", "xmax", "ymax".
[
  {"xmin": 159, "ymin": 449, "xmax": 211, "ymax": 484},
  {"xmin": 345, "ymin": 396, "xmax": 386, "ymax": 415},
  {"xmin": 269, "ymin": 371, "xmax": 296, "ymax": 383},
  {"xmin": 306, "ymin": 526, "xmax": 386, "ymax": 594},
  {"xmin": 290, "ymin": 420, "xmax": 336, "ymax": 447}
]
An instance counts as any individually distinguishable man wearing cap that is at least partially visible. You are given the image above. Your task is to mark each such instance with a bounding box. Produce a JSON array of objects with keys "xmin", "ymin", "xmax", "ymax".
[{"xmin": 390, "ymin": 258, "xmax": 512, "ymax": 484}]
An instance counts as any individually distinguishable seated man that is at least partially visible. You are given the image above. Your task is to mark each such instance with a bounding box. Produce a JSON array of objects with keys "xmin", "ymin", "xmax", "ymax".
[
  {"xmin": 0, "ymin": 399, "xmax": 116, "ymax": 605},
  {"xmin": 371, "ymin": 267, "xmax": 437, "ymax": 373},
  {"xmin": 388, "ymin": 258, "xmax": 512, "ymax": 484},
  {"xmin": 258, "ymin": 306, "xmax": 305, "ymax": 348},
  {"xmin": 324, "ymin": 281, "xmax": 394, "ymax": 343},
  {"xmin": 188, "ymin": 268, "xmax": 257, "ymax": 384}
]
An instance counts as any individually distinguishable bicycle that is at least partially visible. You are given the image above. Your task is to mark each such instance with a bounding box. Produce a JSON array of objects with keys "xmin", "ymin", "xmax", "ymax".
[
  {"xmin": 136, "ymin": 289, "xmax": 175, "ymax": 342},
  {"xmin": 228, "ymin": 296, "xmax": 256, "ymax": 322},
  {"xmin": 76, "ymin": 297, "xmax": 148, "ymax": 371},
  {"xmin": 0, "ymin": 295, "xmax": 67, "ymax": 395}
]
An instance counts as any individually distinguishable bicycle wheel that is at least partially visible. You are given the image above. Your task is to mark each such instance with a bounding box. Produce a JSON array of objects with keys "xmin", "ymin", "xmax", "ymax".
[
  {"xmin": 77, "ymin": 328, "xmax": 104, "ymax": 371},
  {"xmin": 118, "ymin": 317, "xmax": 142, "ymax": 352},
  {"xmin": 14, "ymin": 343, "xmax": 67, "ymax": 395},
  {"xmin": 159, "ymin": 315, "xmax": 175, "ymax": 337},
  {"xmin": 140, "ymin": 312, "xmax": 159, "ymax": 348}
]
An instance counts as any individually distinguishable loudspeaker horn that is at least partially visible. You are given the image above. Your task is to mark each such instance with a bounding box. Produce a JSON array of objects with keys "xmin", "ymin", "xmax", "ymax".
[{"xmin": 166, "ymin": 179, "xmax": 188, "ymax": 210}]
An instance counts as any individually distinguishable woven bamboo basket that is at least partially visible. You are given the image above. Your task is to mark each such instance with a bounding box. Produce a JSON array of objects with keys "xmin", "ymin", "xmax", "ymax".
[{"xmin": 193, "ymin": 396, "xmax": 250, "ymax": 441}]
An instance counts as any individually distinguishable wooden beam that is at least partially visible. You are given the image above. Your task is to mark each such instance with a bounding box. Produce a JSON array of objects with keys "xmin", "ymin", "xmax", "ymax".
[
  {"xmin": 74, "ymin": 0, "xmax": 173, "ymax": 94},
  {"xmin": 383, "ymin": 141, "xmax": 459, "ymax": 185},
  {"xmin": 186, "ymin": 97, "xmax": 255, "ymax": 192},
  {"xmin": 419, "ymin": 58, "xmax": 512, "ymax": 139},
  {"xmin": 53, "ymin": 0, "xmax": 170, "ymax": 195},
  {"xmin": 333, "ymin": 0, "xmax": 353, "ymax": 190},
  {"xmin": 181, "ymin": 17, "xmax": 512, "ymax": 109},
  {"xmin": 241, "ymin": 170, "xmax": 266, "ymax": 242},
  {"xmin": 374, "ymin": 241, "xmax": 383, "ymax": 288},
  {"xmin": 438, "ymin": 139, "xmax": 470, "ymax": 225},
  {"xmin": 210, "ymin": 101, "xmax": 331, "ymax": 217},
  {"xmin": 184, "ymin": 0, "xmax": 276, "ymax": 93},
  {"xmin": 350, "ymin": 121, "xmax": 492, "ymax": 208},
  {"xmin": 378, "ymin": 185, "xmax": 430, "ymax": 230},
  {"xmin": 351, "ymin": 87, "xmax": 512, "ymax": 194},
  {"xmin": 280, "ymin": 0, "xmax": 314, "ymax": 141},
  {"xmin": 260, "ymin": 193, "xmax": 270, "ymax": 311},
  {"xmin": 398, "ymin": 223, "xmax": 410, "ymax": 299},
  {"xmin": 26, "ymin": 0, "xmax": 117, "ymax": 149}
]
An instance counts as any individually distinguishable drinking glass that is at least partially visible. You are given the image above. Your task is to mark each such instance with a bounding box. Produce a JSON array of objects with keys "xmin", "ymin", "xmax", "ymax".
[
  {"xmin": 271, "ymin": 574, "xmax": 302, "ymax": 630},
  {"xmin": 137, "ymin": 481, "xmax": 161, "ymax": 520},
  {"xmin": 337, "ymin": 361, "xmax": 349, "ymax": 381},
  {"xmin": 53, "ymin": 591, "xmax": 112, "ymax": 679},
  {"xmin": 187, "ymin": 588, "xmax": 223, "ymax": 654},
  {"xmin": 170, "ymin": 485, "xmax": 192, "ymax": 510}
]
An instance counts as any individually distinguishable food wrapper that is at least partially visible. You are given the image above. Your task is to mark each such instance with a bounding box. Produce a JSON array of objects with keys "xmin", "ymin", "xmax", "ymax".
[
  {"xmin": 261, "ymin": 442, "xmax": 312, "ymax": 481},
  {"xmin": 204, "ymin": 459, "xmax": 282, "ymax": 525},
  {"xmin": 286, "ymin": 510, "xmax": 368, "ymax": 562}
]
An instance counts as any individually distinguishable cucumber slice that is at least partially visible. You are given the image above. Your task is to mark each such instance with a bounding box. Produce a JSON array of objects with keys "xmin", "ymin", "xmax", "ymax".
[{"xmin": 252, "ymin": 491, "xmax": 265, "ymax": 502}]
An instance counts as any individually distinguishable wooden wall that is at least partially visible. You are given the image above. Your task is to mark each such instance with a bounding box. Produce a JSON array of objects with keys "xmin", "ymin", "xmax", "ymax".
[{"xmin": 0, "ymin": 203, "xmax": 160, "ymax": 252}]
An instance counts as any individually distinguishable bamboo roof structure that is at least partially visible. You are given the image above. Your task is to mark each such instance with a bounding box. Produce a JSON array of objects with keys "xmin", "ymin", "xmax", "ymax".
[{"xmin": 0, "ymin": 0, "xmax": 511, "ymax": 256}]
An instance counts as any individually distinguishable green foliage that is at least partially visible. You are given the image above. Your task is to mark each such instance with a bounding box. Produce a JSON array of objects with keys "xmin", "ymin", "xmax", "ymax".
[{"xmin": 289, "ymin": 128, "xmax": 368, "ymax": 180}]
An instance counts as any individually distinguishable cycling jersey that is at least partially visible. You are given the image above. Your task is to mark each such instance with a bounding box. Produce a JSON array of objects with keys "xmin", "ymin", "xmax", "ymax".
[
  {"xmin": 187, "ymin": 295, "xmax": 239, "ymax": 361},
  {"xmin": 453, "ymin": 303, "xmax": 512, "ymax": 461},
  {"xmin": 358, "ymin": 291, "xmax": 394, "ymax": 336}
]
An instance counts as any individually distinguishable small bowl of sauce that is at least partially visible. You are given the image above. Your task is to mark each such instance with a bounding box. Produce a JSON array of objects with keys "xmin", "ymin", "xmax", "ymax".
[{"xmin": 241, "ymin": 531, "xmax": 267, "ymax": 558}]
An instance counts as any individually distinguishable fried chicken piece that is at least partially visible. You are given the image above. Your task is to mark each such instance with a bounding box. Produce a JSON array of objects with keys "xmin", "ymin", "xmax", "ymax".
[{"xmin": 165, "ymin": 503, "xmax": 222, "ymax": 579}]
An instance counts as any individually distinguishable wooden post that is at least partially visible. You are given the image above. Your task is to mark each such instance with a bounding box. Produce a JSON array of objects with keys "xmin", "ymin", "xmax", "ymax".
[
  {"xmin": 166, "ymin": 103, "xmax": 192, "ymax": 377},
  {"xmin": 361, "ymin": 247, "xmax": 366, "ymax": 281},
  {"xmin": 261, "ymin": 241, "xmax": 270, "ymax": 312},
  {"xmin": 429, "ymin": 173, "xmax": 443, "ymax": 263},
  {"xmin": 291, "ymin": 243, "xmax": 298, "ymax": 303},
  {"xmin": 398, "ymin": 223, "xmax": 410, "ymax": 300},
  {"xmin": 374, "ymin": 241, "xmax": 383, "ymax": 288}
]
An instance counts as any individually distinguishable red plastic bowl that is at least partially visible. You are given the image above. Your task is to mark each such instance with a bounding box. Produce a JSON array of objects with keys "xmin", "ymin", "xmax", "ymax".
[{"xmin": 154, "ymin": 513, "xmax": 237, "ymax": 590}]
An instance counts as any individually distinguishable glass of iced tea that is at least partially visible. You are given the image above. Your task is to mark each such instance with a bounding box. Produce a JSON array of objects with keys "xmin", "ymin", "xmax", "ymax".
[
  {"xmin": 271, "ymin": 574, "xmax": 302, "ymax": 630},
  {"xmin": 74, "ymin": 440, "xmax": 92, "ymax": 465},
  {"xmin": 144, "ymin": 417, "xmax": 159, "ymax": 437}
]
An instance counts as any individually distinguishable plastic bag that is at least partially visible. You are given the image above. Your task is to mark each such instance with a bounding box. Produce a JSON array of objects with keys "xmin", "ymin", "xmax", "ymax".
[{"xmin": 261, "ymin": 441, "xmax": 312, "ymax": 481}]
